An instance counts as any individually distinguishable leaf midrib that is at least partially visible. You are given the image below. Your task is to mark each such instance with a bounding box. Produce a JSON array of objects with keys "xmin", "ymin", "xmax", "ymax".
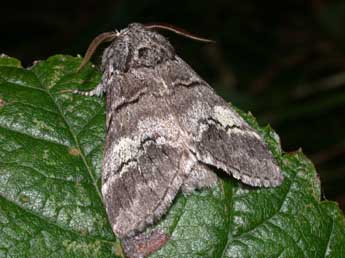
[{"xmin": 219, "ymin": 181, "xmax": 234, "ymax": 258}]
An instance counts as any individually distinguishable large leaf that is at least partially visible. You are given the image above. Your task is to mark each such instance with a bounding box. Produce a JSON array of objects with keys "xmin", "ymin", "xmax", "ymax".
[{"xmin": 0, "ymin": 54, "xmax": 344, "ymax": 258}]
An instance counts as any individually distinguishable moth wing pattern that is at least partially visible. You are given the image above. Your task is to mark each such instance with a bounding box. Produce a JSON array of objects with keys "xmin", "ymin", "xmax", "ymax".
[
  {"xmin": 101, "ymin": 69, "xmax": 201, "ymax": 239},
  {"xmin": 101, "ymin": 53, "xmax": 283, "ymax": 239},
  {"xmin": 159, "ymin": 56, "xmax": 283, "ymax": 188}
]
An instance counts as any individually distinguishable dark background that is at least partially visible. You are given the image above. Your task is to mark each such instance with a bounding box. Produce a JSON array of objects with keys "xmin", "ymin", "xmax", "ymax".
[{"xmin": 2, "ymin": 0, "xmax": 345, "ymax": 211}]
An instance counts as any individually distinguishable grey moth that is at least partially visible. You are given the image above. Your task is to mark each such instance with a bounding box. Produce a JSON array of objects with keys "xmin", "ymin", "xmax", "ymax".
[{"xmin": 71, "ymin": 23, "xmax": 283, "ymax": 258}]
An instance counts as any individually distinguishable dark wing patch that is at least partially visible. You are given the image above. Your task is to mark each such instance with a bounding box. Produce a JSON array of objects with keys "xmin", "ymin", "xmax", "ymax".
[{"xmin": 194, "ymin": 120, "xmax": 283, "ymax": 187}]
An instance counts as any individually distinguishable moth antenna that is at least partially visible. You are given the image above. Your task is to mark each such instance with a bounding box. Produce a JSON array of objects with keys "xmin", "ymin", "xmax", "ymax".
[
  {"xmin": 145, "ymin": 23, "xmax": 215, "ymax": 43},
  {"xmin": 77, "ymin": 31, "xmax": 119, "ymax": 72}
]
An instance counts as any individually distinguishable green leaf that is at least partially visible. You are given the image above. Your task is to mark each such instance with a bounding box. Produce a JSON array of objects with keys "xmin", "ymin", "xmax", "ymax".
[
  {"xmin": 0, "ymin": 55, "xmax": 344, "ymax": 258},
  {"xmin": 0, "ymin": 55, "xmax": 117, "ymax": 258}
]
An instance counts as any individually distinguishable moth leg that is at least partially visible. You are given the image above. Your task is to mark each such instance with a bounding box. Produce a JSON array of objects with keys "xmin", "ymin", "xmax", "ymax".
[
  {"xmin": 72, "ymin": 82, "xmax": 106, "ymax": 97},
  {"xmin": 181, "ymin": 162, "xmax": 218, "ymax": 193}
]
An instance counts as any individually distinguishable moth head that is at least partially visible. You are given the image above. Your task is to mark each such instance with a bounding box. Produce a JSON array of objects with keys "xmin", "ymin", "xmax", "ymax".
[
  {"xmin": 101, "ymin": 23, "xmax": 176, "ymax": 72},
  {"xmin": 78, "ymin": 23, "xmax": 214, "ymax": 72}
]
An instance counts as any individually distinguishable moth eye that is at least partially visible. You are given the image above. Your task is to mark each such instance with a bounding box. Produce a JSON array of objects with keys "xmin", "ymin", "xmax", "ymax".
[{"xmin": 138, "ymin": 47, "xmax": 150, "ymax": 58}]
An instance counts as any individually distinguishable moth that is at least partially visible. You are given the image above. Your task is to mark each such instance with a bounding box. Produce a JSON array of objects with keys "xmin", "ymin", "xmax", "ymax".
[{"xmin": 72, "ymin": 23, "xmax": 283, "ymax": 258}]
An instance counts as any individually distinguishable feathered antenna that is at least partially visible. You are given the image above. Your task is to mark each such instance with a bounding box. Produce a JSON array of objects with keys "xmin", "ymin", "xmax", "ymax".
[
  {"xmin": 144, "ymin": 23, "xmax": 215, "ymax": 43},
  {"xmin": 77, "ymin": 31, "xmax": 119, "ymax": 72}
]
